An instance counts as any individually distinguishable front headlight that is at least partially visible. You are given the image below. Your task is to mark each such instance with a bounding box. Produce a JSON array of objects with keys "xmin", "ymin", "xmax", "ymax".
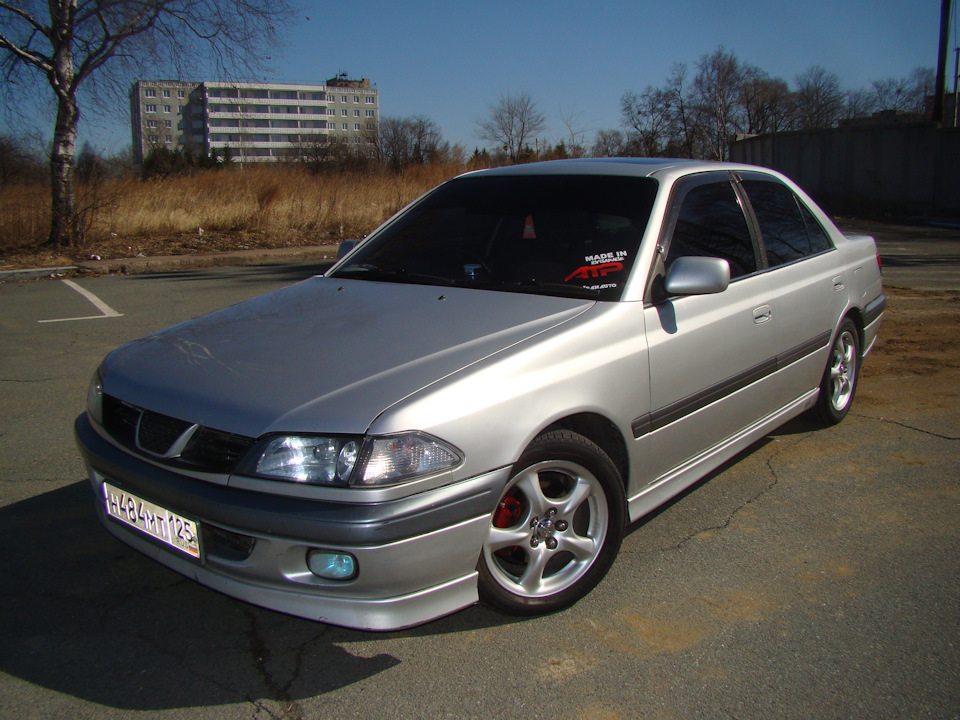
[
  {"xmin": 248, "ymin": 435, "xmax": 361, "ymax": 486},
  {"xmin": 86, "ymin": 367, "xmax": 104, "ymax": 425},
  {"xmin": 241, "ymin": 431, "xmax": 462, "ymax": 488}
]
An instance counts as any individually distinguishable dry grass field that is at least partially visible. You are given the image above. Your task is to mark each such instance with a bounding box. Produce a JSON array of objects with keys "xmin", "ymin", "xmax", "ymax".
[{"xmin": 0, "ymin": 163, "xmax": 465, "ymax": 269}]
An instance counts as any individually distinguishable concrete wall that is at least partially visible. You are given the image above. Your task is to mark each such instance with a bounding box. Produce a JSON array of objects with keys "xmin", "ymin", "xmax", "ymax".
[{"xmin": 730, "ymin": 125, "xmax": 960, "ymax": 218}]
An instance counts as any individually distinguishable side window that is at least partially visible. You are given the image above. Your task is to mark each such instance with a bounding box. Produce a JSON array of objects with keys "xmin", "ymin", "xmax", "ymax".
[
  {"xmin": 743, "ymin": 179, "xmax": 835, "ymax": 266},
  {"xmin": 741, "ymin": 180, "xmax": 811, "ymax": 266},
  {"xmin": 798, "ymin": 202, "xmax": 834, "ymax": 254},
  {"xmin": 667, "ymin": 181, "xmax": 757, "ymax": 279}
]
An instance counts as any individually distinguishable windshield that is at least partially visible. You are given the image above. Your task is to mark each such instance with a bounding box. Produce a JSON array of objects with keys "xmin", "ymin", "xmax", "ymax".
[{"xmin": 331, "ymin": 174, "xmax": 658, "ymax": 301}]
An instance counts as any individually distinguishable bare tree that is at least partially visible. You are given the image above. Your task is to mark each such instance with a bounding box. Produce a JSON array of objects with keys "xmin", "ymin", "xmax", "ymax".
[
  {"xmin": 0, "ymin": 0, "xmax": 294, "ymax": 248},
  {"xmin": 692, "ymin": 46, "xmax": 742, "ymax": 160},
  {"xmin": 476, "ymin": 91, "xmax": 547, "ymax": 162},
  {"xmin": 737, "ymin": 65, "xmax": 793, "ymax": 135},
  {"xmin": 906, "ymin": 67, "xmax": 935, "ymax": 115},
  {"xmin": 793, "ymin": 65, "xmax": 845, "ymax": 129},
  {"xmin": 620, "ymin": 86, "xmax": 674, "ymax": 156},
  {"xmin": 591, "ymin": 129, "xmax": 627, "ymax": 157},
  {"xmin": 378, "ymin": 115, "xmax": 445, "ymax": 171},
  {"xmin": 661, "ymin": 62, "xmax": 701, "ymax": 158},
  {"xmin": 870, "ymin": 76, "xmax": 915, "ymax": 113},
  {"xmin": 557, "ymin": 103, "xmax": 590, "ymax": 157},
  {"xmin": 843, "ymin": 87, "xmax": 877, "ymax": 120}
]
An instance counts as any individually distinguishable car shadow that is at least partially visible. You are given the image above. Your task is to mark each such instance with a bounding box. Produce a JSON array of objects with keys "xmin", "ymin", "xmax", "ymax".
[{"xmin": 0, "ymin": 480, "xmax": 514, "ymax": 711}]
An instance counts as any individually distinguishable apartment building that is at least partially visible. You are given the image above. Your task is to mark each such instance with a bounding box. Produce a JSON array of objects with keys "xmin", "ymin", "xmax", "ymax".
[{"xmin": 129, "ymin": 77, "xmax": 379, "ymax": 163}]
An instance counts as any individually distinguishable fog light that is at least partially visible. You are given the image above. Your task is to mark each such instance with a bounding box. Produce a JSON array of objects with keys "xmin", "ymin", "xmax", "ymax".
[{"xmin": 307, "ymin": 550, "xmax": 357, "ymax": 580}]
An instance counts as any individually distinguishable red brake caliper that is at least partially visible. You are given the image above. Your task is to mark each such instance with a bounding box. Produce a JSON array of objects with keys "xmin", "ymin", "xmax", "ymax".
[{"xmin": 493, "ymin": 493, "xmax": 523, "ymax": 558}]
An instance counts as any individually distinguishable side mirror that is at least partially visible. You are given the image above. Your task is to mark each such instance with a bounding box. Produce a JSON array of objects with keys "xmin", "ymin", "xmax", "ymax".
[
  {"xmin": 337, "ymin": 239, "xmax": 359, "ymax": 260},
  {"xmin": 664, "ymin": 256, "xmax": 730, "ymax": 295}
]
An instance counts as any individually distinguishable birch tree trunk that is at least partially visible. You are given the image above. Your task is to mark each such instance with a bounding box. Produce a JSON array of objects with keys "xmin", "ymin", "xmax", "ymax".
[{"xmin": 48, "ymin": 2, "xmax": 78, "ymax": 247}]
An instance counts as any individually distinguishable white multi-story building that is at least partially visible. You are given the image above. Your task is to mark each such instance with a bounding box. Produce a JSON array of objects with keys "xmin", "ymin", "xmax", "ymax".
[{"xmin": 130, "ymin": 77, "xmax": 379, "ymax": 163}]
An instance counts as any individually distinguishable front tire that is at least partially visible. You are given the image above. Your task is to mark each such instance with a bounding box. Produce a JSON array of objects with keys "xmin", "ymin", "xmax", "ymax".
[
  {"xmin": 478, "ymin": 429, "xmax": 625, "ymax": 616},
  {"xmin": 815, "ymin": 318, "xmax": 860, "ymax": 425}
]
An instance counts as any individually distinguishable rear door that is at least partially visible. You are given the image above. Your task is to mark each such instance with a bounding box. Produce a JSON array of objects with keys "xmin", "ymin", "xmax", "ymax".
[
  {"xmin": 736, "ymin": 173, "xmax": 845, "ymax": 405},
  {"xmin": 639, "ymin": 172, "xmax": 778, "ymax": 485}
]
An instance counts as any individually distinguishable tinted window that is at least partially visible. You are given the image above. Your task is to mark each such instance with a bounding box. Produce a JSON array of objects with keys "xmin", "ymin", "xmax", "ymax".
[
  {"xmin": 334, "ymin": 175, "xmax": 658, "ymax": 301},
  {"xmin": 742, "ymin": 180, "xmax": 810, "ymax": 266},
  {"xmin": 743, "ymin": 179, "xmax": 834, "ymax": 266},
  {"xmin": 667, "ymin": 181, "xmax": 757, "ymax": 278},
  {"xmin": 798, "ymin": 202, "xmax": 834, "ymax": 254}
]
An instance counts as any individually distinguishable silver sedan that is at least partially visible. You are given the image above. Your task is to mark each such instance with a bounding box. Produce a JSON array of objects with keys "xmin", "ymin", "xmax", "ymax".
[{"xmin": 76, "ymin": 158, "xmax": 885, "ymax": 630}]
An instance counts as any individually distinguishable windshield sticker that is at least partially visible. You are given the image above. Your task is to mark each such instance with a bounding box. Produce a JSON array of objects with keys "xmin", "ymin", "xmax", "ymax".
[
  {"xmin": 584, "ymin": 250, "xmax": 628, "ymax": 265},
  {"xmin": 565, "ymin": 262, "xmax": 623, "ymax": 282},
  {"xmin": 523, "ymin": 215, "xmax": 537, "ymax": 239},
  {"xmin": 565, "ymin": 250, "xmax": 629, "ymax": 283}
]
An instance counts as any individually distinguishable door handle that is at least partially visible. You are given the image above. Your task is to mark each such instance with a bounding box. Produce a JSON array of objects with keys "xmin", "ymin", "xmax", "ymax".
[
  {"xmin": 833, "ymin": 276, "xmax": 845, "ymax": 291},
  {"xmin": 753, "ymin": 305, "xmax": 772, "ymax": 324}
]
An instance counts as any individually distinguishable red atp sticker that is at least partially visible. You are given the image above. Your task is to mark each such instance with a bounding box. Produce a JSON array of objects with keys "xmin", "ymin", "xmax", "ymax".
[{"xmin": 565, "ymin": 261, "xmax": 623, "ymax": 282}]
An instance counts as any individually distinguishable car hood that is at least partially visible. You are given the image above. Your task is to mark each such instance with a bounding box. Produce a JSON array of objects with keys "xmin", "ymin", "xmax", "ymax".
[{"xmin": 101, "ymin": 277, "xmax": 593, "ymax": 438}]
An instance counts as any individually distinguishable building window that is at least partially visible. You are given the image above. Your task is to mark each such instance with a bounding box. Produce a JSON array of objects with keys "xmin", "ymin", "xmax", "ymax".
[
  {"xmin": 342, "ymin": 123, "xmax": 348, "ymax": 130},
  {"xmin": 341, "ymin": 109, "xmax": 347, "ymax": 116},
  {"xmin": 365, "ymin": 110, "xmax": 375, "ymax": 117},
  {"xmin": 144, "ymin": 88, "xmax": 156, "ymax": 98},
  {"xmin": 365, "ymin": 96, "xmax": 375, "ymax": 104},
  {"xmin": 354, "ymin": 109, "xmax": 360, "ymax": 117},
  {"xmin": 163, "ymin": 89, "xmax": 170, "ymax": 98},
  {"xmin": 145, "ymin": 104, "xmax": 157, "ymax": 112},
  {"xmin": 146, "ymin": 120, "xmax": 157, "ymax": 128},
  {"xmin": 163, "ymin": 105, "xmax": 171, "ymax": 113},
  {"xmin": 164, "ymin": 119, "xmax": 172, "ymax": 128},
  {"xmin": 341, "ymin": 95, "xmax": 347, "ymax": 103},
  {"xmin": 353, "ymin": 96, "xmax": 360, "ymax": 103},
  {"xmin": 177, "ymin": 90, "xmax": 185, "ymax": 98},
  {"xmin": 354, "ymin": 123, "xmax": 360, "ymax": 130}
]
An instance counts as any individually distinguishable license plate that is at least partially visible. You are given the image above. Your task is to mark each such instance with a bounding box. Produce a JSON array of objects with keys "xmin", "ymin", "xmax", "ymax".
[{"xmin": 103, "ymin": 482, "xmax": 201, "ymax": 559}]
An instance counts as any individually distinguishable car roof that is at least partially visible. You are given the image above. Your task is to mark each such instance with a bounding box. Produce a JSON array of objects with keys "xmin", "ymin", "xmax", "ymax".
[{"xmin": 463, "ymin": 157, "xmax": 774, "ymax": 181}]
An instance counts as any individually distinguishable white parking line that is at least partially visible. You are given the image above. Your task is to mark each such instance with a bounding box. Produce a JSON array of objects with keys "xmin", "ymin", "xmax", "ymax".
[{"xmin": 38, "ymin": 279, "xmax": 124, "ymax": 323}]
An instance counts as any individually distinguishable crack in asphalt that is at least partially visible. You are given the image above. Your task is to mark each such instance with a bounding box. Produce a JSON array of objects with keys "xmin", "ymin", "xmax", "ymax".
[
  {"xmin": 646, "ymin": 404, "xmax": 959, "ymax": 554},
  {"xmin": 668, "ymin": 433, "xmax": 813, "ymax": 551},
  {"xmin": 853, "ymin": 412, "xmax": 960, "ymax": 441},
  {"xmin": 243, "ymin": 607, "xmax": 335, "ymax": 720}
]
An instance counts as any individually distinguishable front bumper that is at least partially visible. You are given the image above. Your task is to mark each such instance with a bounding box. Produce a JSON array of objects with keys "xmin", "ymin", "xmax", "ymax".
[{"xmin": 75, "ymin": 413, "xmax": 508, "ymax": 631}]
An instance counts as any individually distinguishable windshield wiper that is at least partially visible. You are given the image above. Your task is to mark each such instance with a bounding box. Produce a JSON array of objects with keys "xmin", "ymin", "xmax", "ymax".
[
  {"xmin": 334, "ymin": 265, "xmax": 456, "ymax": 287},
  {"xmin": 499, "ymin": 279, "xmax": 601, "ymax": 300}
]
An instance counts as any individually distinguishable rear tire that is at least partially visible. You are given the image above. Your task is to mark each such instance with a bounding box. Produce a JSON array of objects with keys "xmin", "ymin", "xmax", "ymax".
[
  {"xmin": 478, "ymin": 429, "xmax": 625, "ymax": 616},
  {"xmin": 815, "ymin": 318, "xmax": 860, "ymax": 425}
]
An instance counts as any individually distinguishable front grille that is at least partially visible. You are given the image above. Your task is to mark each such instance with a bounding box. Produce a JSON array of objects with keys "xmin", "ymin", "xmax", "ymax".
[
  {"xmin": 181, "ymin": 426, "xmax": 254, "ymax": 473},
  {"xmin": 137, "ymin": 410, "xmax": 193, "ymax": 455},
  {"xmin": 101, "ymin": 394, "xmax": 256, "ymax": 474},
  {"xmin": 102, "ymin": 395, "xmax": 139, "ymax": 446}
]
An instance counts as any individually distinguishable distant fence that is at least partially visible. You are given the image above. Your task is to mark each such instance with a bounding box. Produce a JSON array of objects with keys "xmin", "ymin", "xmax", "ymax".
[{"xmin": 730, "ymin": 125, "xmax": 960, "ymax": 218}]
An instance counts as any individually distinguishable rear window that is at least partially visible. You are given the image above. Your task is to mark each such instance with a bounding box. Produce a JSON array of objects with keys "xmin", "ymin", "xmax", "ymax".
[{"xmin": 333, "ymin": 174, "xmax": 658, "ymax": 301}]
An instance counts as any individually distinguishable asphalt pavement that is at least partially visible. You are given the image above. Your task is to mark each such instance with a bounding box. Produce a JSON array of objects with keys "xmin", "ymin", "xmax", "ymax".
[{"xmin": 0, "ymin": 221, "xmax": 957, "ymax": 720}]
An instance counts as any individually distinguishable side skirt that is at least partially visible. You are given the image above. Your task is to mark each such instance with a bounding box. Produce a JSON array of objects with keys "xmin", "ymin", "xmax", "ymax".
[{"xmin": 626, "ymin": 389, "xmax": 819, "ymax": 524}]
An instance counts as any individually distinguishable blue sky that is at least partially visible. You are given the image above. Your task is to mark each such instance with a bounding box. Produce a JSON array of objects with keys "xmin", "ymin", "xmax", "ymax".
[{"xmin": 5, "ymin": 0, "xmax": 951, "ymax": 154}]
